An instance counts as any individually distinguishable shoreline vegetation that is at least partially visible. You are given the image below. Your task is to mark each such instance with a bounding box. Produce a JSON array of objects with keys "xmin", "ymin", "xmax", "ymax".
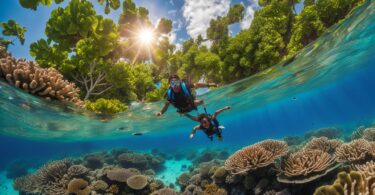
[
  {"xmin": 0, "ymin": 0, "xmax": 365, "ymax": 115},
  {"xmin": 9, "ymin": 125, "xmax": 375, "ymax": 194}
]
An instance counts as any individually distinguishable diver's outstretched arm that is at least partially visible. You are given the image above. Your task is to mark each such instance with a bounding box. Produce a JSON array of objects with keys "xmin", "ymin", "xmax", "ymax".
[
  {"xmin": 184, "ymin": 113, "xmax": 199, "ymax": 122},
  {"xmin": 193, "ymin": 82, "xmax": 218, "ymax": 89},
  {"xmin": 212, "ymin": 106, "xmax": 231, "ymax": 119},
  {"xmin": 156, "ymin": 102, "xmax": 170, "ymax": 116},
  {"xmin": 190, "ymin": 125, "xmax": 201, "ymax": 139}
]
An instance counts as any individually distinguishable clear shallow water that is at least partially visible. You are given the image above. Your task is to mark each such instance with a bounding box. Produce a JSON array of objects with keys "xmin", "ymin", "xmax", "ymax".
[{"xmin": 0, "ymin": 0, "xmax": 375, "ymax": 184}]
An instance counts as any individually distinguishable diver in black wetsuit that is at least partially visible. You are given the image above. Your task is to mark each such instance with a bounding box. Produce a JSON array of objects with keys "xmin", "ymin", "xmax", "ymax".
[
  {"xmin": 155, "ymin": 75, "xmax": 217, "ymax": 117},
  {"xmin": 185, "ymin": 106, "xmax": 231, "ymax": 141}
]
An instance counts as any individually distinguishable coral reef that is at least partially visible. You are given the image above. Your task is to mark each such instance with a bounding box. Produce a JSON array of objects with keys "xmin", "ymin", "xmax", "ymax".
[
  {"xmin": 314, "ymin": 171, "xmax": 375, "ymax": 195},
  {"xmin": 224, "ymin": 139, "xmax": 288, "ymax": 174},
  {"xmin": 278, "ymin": 149, "xmax": 339, "ymax": 184},
  {"xmin": 335, "ymin": 139, "xmax": 373, "ymax": 163},
  {"xmin": 67, "ymin": 178, "xmax": 91, "ymax": 195},
  {"xmin": 151, "ymin": 187, "xmax": 177, "ymax": 195},
  {"xmin": 126, "ymin": 174, "xmax": 149, "ymax": 190},
  {"xmin": 0, "ymin": 48, "xmax": 82, "ymax": 105},
  {"xmin": 13, "ymin": 159, "xmax": 72, "ymax": 194},
  {"xmin": 303, "ymin": 137, "xmax": 343, "ymax": 154},
  {"xmin": 362, "ymin": 128, "xmax": 375, "ymax": 141},
  {"xmin": 304, "ymin": 127, "xmax": 341, "ymax": 139},
  {"xmin": 106, "ymin": 168, "xmax": 137, "ymax": 182},
  {"xmin": 13, "ymin": 126, "xmax": 375, "ymax": 195}
]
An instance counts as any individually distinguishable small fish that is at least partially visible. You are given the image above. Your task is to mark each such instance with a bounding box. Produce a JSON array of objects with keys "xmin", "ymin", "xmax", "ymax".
[
  {"xmin": 292, "ymin": 97, "xmax": 297, "ymax": 100},
  {"xmin": 132, "ymin": 132, "xmax": 143, "ymax": 136},
  {"xmin": 8, "ymin": 96, "xmax": 13, "ymax": 100}
]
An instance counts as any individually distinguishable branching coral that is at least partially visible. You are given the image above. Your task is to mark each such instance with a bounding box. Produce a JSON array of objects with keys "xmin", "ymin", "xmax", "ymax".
[
  {"xmin": 362, "ymin": 128, "xmax": 375, "ymax": 141},
  {"xmin": 0, "ymin": 50, "xmax": 82, "ymax": 105},
  {"xmin": 304, "ymin": 137, "xmax": 343, "ymax": 154},
  {"xmin": 278, "ymin": 150, "xmax": 338, "ymax": 184},
  {"xmin": 13, "ymin": 159, "xmax": 72, "ymax": 194},
  {"xmin": 335, "ymin": 139, "xmax": 372, "ymax": 163},
  {"xmin": 203, "ymin": 183, "xmax": 227, "ymax": 195},
  {"xmin": 67, "ymin": 164, "xmax": 88, "ymax": 178},
  {"xmin": 353, "ymin": 161, "xmax": 375, "ymax": 176},
  {"xmin": 225, "ymin": 139, "xmax": 288, "ymax": 174}
]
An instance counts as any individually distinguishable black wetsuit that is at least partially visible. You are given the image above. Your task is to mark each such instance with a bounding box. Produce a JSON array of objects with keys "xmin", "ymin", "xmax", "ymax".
[
  {"xmin": 166, "ymin": 82, "xmax": 196, "ymax": 113},
  {"xmin": 200, "ymin": 116, "xmax": 222, "ymax": 141}
]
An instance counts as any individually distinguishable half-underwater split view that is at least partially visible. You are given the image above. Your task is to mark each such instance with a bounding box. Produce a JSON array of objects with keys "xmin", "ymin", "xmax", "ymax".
[{"xmin": 0, "ymin": 0, "xmax": 374, "ymax": 194}]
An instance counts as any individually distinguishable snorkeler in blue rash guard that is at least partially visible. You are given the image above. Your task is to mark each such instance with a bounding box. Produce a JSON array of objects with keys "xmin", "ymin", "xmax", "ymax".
[
  {"xmin": 155, "ymin": 75, "xmax": 218, "ymax": 117},
  {"xmin": 184, "ymin": 106, "xmax": 231, "ymax": 141}
]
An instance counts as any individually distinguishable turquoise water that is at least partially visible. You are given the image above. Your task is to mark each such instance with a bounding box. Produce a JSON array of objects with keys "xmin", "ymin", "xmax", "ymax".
[{"xmin": 0, "ymin": 0, "xmax": 375, "ymax": 193}]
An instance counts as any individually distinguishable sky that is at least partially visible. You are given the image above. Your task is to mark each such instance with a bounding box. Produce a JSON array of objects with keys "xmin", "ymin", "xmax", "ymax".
[{"xmin": 0, "ymin": 0, "xmax": 302, "ymax": 60}]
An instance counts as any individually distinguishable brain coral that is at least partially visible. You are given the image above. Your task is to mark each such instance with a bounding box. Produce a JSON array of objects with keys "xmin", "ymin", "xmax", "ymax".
[
  {"xmin": 67, "ymin": 178, "xmax": 91, "ymax": 195},
  {"xmin": 126, "ymin": 175, "xmax": 149, "ymax": 190},
  {"xmin": 106, "ymin": 168, "xmax": 137, "ymax": 182}
]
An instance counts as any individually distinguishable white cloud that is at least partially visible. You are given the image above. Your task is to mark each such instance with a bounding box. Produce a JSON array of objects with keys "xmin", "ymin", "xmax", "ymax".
[
  {"xmin": 182, "ymin": 0, "xmax": 230, "ymax": 39},
  {"xmin": 240, "ymin": 0, "xmax": 259, "ymax": 29}
]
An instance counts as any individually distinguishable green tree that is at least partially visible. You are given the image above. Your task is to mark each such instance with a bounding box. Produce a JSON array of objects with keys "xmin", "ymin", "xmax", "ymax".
[
  {"xmin": 19, "ymin": 0, "xmax": 120, "ymax": 14},
  {"xmin": 145, "ymin": 79, "xmax": 169, "ymax": 102},
  {"xmin": 316, "ymin": 0, "xmax": 358, "ymax": 27},
  {"xmin": 287, "ymin": 5, "xmax": 326, "ymax": 56},
  {"xmin": 19, "ymin": 0, "xmax": 64, "ymax": 10},
  {"xmin": 130, "ymin": 63, "xmax": 156, "ymax": 101},
  {"xmin": 98, "ymin": 0, "xmax": 121, "ymax": 14},
  {"xmin": 30, "ymin": 0, "xmax": 119, "ymax": 100},
  {"xmin": 105, "ymin": 62, "xmax": 136, "ymax": 102},
  {"xmin": 1, "ymin": 20, "xmax": 26, "ymax": 45}
]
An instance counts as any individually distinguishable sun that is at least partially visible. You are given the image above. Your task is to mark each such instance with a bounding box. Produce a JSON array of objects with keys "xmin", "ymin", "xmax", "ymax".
[{"xmin": 137, "ymin": 28, "xmax": 154, "ymax": 46}]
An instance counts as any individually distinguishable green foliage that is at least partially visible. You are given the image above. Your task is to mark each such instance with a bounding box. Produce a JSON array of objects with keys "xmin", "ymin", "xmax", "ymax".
[
  {"xmin": 220, "ymin": 0, "xmax": 293, "ymax": 82},
  {"xmin": 130, "ymin": 63, "xmax": 156, "ymax": 101},
  {"xmin": 19, "ymin": 0, "xmax": 60, "ymax": 10},
  {"xmin": 30, "ymin": 39, "xmax": 68, "ymax": 68},
  {"xmin": 1, "ymin": 20, "xmax": 26, "ymax": 45},
  {"xmin": 156, "ymin": 18, "xmax": 173, "ymax": 34},
  {"xmin": 105, "ymin": 62, "xmax": 136, "ymax": 102},
  {"xmin": 84, "ymin": 98, "xmax": 128, "ymax": 114},
  {"xmin": 316, "ymin": 0, "xmax": 358, "ymax": 27},
  {"xmin": 227, "ymin": 4, "xmax": 245, "ymax": 24},
  {"xmin": 0, "ymin": 38, "xmax": 13, "ymax": 49},
  {"xmin": 98, "ymin": 0, "xmax": 121, "ymax": 14},
  {"xmin": 287, "ymin": 5, "xmax": 326, "ymax": 56},
  {"xmin": 45, "ymin": 0, "xmax": 99, "ymax": 49},
  {"xmin": 145, "ymin": 79, "xmax": 169, "ymax": 102}
]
